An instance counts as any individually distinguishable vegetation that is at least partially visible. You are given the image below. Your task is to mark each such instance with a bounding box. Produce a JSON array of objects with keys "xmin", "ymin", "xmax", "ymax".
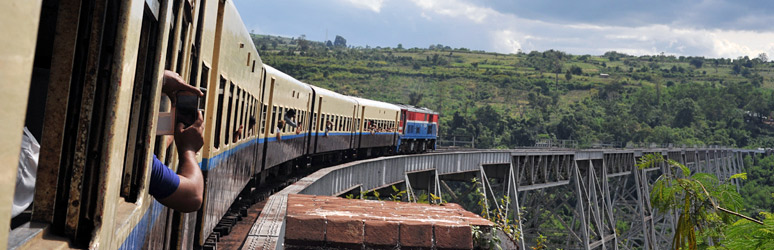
[
  {"xmin": 638, "ymin": 153, "xmax": 774, "ymax": 249},
  {"xmin": 252, "ymin": 33, "xmax": 774, "ymax": 149}
]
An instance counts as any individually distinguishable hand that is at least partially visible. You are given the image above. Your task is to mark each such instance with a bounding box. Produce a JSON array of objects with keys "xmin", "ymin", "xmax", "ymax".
[
  {"xmin": 163, "ymin": 70, "xmax": 204, "ymax": 105},
  {"xmin": 175, "ymin": 110, "xmax": 204, "ymax": 154}
]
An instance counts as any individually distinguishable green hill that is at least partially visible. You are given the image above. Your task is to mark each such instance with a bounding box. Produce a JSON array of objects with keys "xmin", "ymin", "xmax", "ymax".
[{"xmin": 252, "ymin": 34, "xmax": 774, "ymax": 149}]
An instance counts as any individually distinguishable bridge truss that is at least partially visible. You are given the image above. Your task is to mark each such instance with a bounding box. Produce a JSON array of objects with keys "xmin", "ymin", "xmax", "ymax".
[{"xmin": 247, "ymin": 148, "xmax": 760, "ymax": 250}]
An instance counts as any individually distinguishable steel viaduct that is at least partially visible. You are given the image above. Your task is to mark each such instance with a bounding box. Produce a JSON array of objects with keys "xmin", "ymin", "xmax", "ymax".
[{"xmin": 243, "ymin": 147, "xmax": 762, "ymax": 250}]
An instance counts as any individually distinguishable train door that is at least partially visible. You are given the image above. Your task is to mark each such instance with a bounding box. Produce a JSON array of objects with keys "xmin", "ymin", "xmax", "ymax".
[
  {"xmin": 357, "ymin": 106, "xmax": 366, "ymax": 150},
  {"xmin": 350, "ymin": 106, "xmax": 357, "ymax": 148},
  {"xmin": 305, "ymin": 91, "xmax": 317, "ymax": 155},
  {"xmin": 259, "ymin": 77, "xmax": 276, "ymax": 173},
  {"xmin": 313, "ymin": 96, "xmax": 323, "ymax": 154}
]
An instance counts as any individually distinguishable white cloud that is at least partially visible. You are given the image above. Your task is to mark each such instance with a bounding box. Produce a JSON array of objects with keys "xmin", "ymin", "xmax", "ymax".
[
  {"xmin": 410, "ymin": 0, "xmax": 500, "ymax": 23},
  {"xmin": 399, "ymin": 0, "xmax": 774, "ymax": 58},
  {"xmin": 492, "ymin": 30, "xmax": 522, "ymax": 54},
  {"xmin": 341, "ymin": 0, "xmax": 386, "ymax": 13}
]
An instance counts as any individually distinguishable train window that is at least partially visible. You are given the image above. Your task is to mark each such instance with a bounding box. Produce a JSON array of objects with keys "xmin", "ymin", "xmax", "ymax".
[
  {"xmin": 261, "ymin": 104, "xmax": 267, "ymax": 134},
  {"xmin": 300, "ymin": 109, "xmax": 305, "ymax": 131},
  {"xmin": 252, "ymin": 60, "xmax": 256, "ymax": 73},
  {"xmin": 238, "ymin": 88, "xmax": 245, "ymax": 141},
  {"xmin": 214, "ymin": 76, "xmax": 226, "ymax": 149},
  {"xmin": 164, "ymin": 0, "xmax": 180, "ymax": 70},
  {"xmin": 175, "ymin": 2, "xmax": 191, "ymax": 74},
  {"xmin": 247, "ymin": 52, "xmax": 251, "ymax": 66},
  {"xmin": 189, "ymin": 0, "xmax": 206, "ymax": 87},
  {"xmin": 249, "ymin": 97, "xmax": 255, "ymax": 137},
  {"xmin": 224, "ymin": 82, "xmax": 234, "ymax": 145},
  {"xmin": 323, "ymin": 114, "xmax": 328, "ymax": 131},
  {"xmin": 280, "ymin": 107, "xmax": 287, "ymax": 133},
  {"xmin": 120, "ymin": 5, "xmax": 160, "ymax": 202},
  {"xmin": 270, "ymin": 106, "xmax": 276, "ymax": 134},
  {"xmin": 312, "ymin": 113, "xmax": 317, "ymax": 131},
  {"xmin": 199, "ymin": 64, "xmax": 209, "ymax": 111}
]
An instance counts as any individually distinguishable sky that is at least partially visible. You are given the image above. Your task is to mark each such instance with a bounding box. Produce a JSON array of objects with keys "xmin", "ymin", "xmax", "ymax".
[{"xmin": 233, "ymin": 0, "xmax": 774, "ymax": 58}]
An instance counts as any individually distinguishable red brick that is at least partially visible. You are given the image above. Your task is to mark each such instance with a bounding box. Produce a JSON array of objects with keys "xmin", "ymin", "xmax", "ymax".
[
  {"xmin": 284, "ymin": 214, "xmax": 325, "ymax": 246},
  {"xmin": 364, "ymin": 220, "xmax": 399, "ymax": 248},
  {"xmin": 440, "ymin": 203, "xmax": 464, "ymax": 210},
  {"xmin": 435, "ymin": 223, "xmax": 473, "ymax": 249},
  {"xmin": 400, "ymin": 220, "xmax": 433, "ymax": 248},
  {"xmin": 325, "ymin": 216, "xmax": 364, "ymax": 248}
]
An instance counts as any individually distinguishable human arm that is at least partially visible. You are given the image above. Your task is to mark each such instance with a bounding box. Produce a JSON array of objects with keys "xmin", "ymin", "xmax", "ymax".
[
  {"xmin": 155, "ymin": 111, "xmax": 204, "ymax": 213},
  {"xmin": 233, "ymin": 125, "xmax": 244, "ymax": 143}
]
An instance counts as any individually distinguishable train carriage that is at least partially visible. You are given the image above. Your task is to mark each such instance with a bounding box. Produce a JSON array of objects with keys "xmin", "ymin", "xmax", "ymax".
[
  {"xmin": 2, "ymin": 0, "xmax": 440, "ymax": 249},
  {"xmin": 259, "ymin": 65, "xmax": 313, "ymax": 174},
  {"xmin": 352, "ymin": 97, "xmax": 401, "ymax": 157},
  {"xmin": 308, "ymin": 85, "xmax": 358, "ymax": 158},
  {"xmin": 196, "ymin": 0, "xmax": 263, "ymax": 246}
]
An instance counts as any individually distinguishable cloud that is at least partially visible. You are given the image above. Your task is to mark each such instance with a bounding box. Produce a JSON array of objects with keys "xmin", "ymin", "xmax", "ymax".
[
  {"xmin": 491, "ymin": 30, "xmax": 522, "ymax": 53},
  {"xmin": 410, "ymin": 0, "xmax": 500, "ymax": 23},
  {"xmin": 340, "ymin": 0, "xmax": 386, "ymax": 13},
  {"xmin": 402, "ymin": 0, "xmax": 774, "ymax": 58},
  {"xmin": 234, "ymin": 0, "xmax": 774, "ymax": 59}
]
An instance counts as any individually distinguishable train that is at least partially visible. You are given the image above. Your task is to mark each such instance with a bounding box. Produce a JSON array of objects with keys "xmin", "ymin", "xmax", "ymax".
[{"xmin": 1, "ymin": 0, "xmax": 438, "ymax": 249}]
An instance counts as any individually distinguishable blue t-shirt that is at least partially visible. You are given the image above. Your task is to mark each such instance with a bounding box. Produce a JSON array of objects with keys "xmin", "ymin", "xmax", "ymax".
[{"xmin": 149, "ymin": 155, "xmax": 180, "ymax": 199}]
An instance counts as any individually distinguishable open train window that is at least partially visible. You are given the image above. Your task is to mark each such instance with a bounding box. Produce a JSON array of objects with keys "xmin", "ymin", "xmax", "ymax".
[
  {"xmin": 214, "ymin": 76, "xmax": 226, "ymax": 149},
  {"xmin": 225, "ymin": 82, "xmax": 234, "ymax": 145},
  {"xmin": 199, "ymin": 64, "xmax": 209, "ymax": 111},
  {"xmin": 121, "ymin": 5, "xmax": 160, "ymax": 201},
  {"xmin": 253, "ymin": 99, "xmax": 258, "ymax": 136},
  {"xmin": 311, "ymin": 113, "xmax": 317, "ymax": 131},
  {"xmin": 270, "ymin": 106, "xmax": 277, "ymax": 134},
  {"xmin": 20, "ymin": 0, "xmax": 123, "ymax": 244},
  {"xmin": 236, "ymin": 88, "xmax": 243, "ymax": 142},
  {"xmin": 261, "ymin": 104, "xmax": 268, "ymax": 135}
]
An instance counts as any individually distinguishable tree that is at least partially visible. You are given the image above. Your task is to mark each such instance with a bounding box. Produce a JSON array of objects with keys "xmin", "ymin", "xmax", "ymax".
[
  {"xmin": 334, "ymin": 35, "xmax": 347, "ymax": 48},
  {"xmin": 564, "ymin": 70, "xmax": 572, "ymax": 81},
  {"xmin": 297, "ymin": 34, "xmax": 309, "ymax": 52},
  {"xmin": 325, "ymin": 40, "xmax": 333, "ymax": 47},
  {"xmin": 758, "ymin": 53, "xmax": 768, "ymax": 63},
  {"xmin": 397, "ymin": 43, "xmax": 403, "ymax": 50},
  {"xmin": 640, "ymin": 154, "xmax": 757, "ymax": 249},
  {"xmin": 689, "ymin": 58, "xmax": 703, "ymax": 68}
]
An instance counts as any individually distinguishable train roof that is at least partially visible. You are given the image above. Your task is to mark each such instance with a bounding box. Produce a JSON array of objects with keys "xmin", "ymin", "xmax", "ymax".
[
  {"xmin": 394, "ymin": 104, "xmax": 439, "ymax": 115},
  {"xmin": 263, "ymin": 64, "xmax": 311, "ymax": 90},
  {"xmin": 309, "ymin": 85, "xmax": 356, "ymax": 104},
  {"xmin": 351, "ymin": 97, "xmax": 401, "ymax": 111}
]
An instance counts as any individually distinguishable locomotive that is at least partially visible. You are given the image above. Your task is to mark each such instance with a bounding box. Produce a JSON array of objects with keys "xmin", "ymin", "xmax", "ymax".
[{"xmin": 2, "ymin": 0, "xmax": 437, "ymax": 249}]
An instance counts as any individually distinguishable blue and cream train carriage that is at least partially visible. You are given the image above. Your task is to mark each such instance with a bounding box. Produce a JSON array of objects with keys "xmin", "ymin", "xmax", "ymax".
[{"xmin": 2, "ymin": 0, "xmax": 438, "ymax": 249}]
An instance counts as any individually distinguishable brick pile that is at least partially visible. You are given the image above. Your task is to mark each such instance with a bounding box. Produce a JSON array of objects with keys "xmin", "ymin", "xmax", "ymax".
[{"xmin": 284, "ymin": 194, "xmax": 494, "ymax": 249}]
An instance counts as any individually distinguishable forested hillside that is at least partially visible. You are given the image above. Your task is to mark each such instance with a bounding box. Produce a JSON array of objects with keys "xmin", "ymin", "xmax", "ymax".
[{"xmin": 252, "ymin": 34, "xmax": 774, "ymax": 149}]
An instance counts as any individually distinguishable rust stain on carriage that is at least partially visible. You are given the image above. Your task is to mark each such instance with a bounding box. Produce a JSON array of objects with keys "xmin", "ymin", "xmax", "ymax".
[
  {"xmin": 34, "ymin": 0, "xmax": 82, "ymax": 223},
  {"xmin": 65, "ymin": 0, "xmax": 108, "ymax": 238}
]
